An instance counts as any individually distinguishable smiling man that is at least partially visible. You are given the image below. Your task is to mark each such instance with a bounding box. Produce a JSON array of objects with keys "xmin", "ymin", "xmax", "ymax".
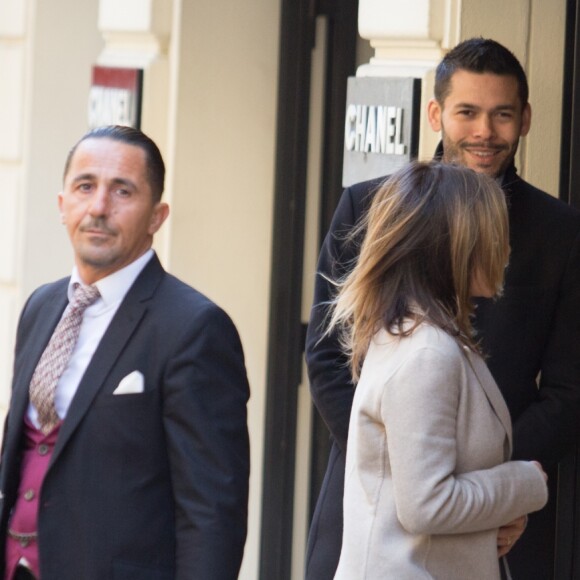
[
  {"xmin": 428, "ymin": 69, "xmax": 530, "ymax": 177},
  {"xmin": 305, "ymin": 38, "xmax": 580, "ymax": 580},
  {"xmin": 0, "ymin": 125, "xmax": 250, "ymax": 580}
]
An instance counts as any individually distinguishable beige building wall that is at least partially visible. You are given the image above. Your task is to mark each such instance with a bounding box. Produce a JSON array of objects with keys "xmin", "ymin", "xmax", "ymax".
[{"xmin": 0, "ymin": 0, "xmax": 26, "ymax": 414}]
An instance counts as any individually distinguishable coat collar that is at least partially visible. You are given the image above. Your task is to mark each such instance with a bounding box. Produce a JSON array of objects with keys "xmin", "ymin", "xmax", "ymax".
[{"xmin": 0, "ymin": 285, "xmax": 69, "ymax": 494}]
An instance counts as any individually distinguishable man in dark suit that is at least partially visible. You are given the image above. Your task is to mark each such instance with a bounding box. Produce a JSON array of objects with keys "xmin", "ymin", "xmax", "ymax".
[
  {"xmin": 0, "ymin": 125, "xmax": 250, "ymax": 580},
  {"xmin": 306, "ymin": 38, "xmax": 580, "ymax": 579}
]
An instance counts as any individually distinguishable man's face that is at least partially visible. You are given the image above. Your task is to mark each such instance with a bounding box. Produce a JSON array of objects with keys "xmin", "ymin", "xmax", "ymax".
[
  {"xmin": 428, "ymin": 70, "xmax": 531, "ymax": 177},
  {"xmin": 58, "ymin": 138, "xmax": 169, "ymax": 284}
]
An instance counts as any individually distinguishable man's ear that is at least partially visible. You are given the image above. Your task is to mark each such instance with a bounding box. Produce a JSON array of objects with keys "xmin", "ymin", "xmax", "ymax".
[
  {"xmin": 149, "ymin": 202, "xmax": 170, "ymax": 235},
  {"xmin": 427, "ymin": 98, "xmax": 443, "ymax": 132},
  {"xmin": 58, "ymin": 192, "xmax": 65, "ymax": 223},
  {"xmin": 520, "ymin": 103, "xmax": 532, "ymax": 137}
]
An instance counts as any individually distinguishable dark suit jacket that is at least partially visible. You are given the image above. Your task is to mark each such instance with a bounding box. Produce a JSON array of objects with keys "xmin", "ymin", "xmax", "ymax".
[
  {"xmin": 0, "ymin": 254, "xmax": 250, "ymax": 580},
  {"xmin": 305, "ymin": 164, "xmax": 580, "ymax": 580}
]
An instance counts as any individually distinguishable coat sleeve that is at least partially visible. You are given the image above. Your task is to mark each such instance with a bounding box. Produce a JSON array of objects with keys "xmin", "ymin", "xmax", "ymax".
[
  {"xmin": 512, "ymin": 230, "xmax": 580, "ymax": 467},
  {"xmin": 305, "ymin": 182, "xmax": 373, "ymax": 452},
  {"xmin": 161, "ymin": 303, "xmax": 250, "ymax": 580},
  {"xmin": 383, "ymin": 345, "xmax": 548, "ymax": 536}
]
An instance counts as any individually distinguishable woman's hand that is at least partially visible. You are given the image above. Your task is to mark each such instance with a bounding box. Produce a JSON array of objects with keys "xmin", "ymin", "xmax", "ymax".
[
  {"xmin": 531, "ymin": 460, "xmax": 548, "ymax": 482},
  {"xmin": 497, "ymin": 462, "xmax": 547, "ymax": 557},
  {"xmin": 497, "ymin": 515, "xmax": 527, "ymax": 557}
]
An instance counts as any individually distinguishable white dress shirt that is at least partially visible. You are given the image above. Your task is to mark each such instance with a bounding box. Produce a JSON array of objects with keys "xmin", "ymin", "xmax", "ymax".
[{"xmin": 27, "ymin": 249, "xmax": 154, "ymax": 428}]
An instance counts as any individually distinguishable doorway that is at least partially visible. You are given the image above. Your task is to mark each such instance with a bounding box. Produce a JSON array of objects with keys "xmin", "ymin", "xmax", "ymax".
[{"xmin": 259, "ymin": 1, "xmax": 359, "ymax": 578}]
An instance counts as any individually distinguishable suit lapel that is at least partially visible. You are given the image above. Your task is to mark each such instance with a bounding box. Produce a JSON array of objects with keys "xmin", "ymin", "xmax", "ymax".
[
  {"xmin": 1, "ymin": 281, "xmax": 68, "ymax": 492},
  {"xmin": 13, "ymin": 285, "xmax": 68, "ymax": 414},
  {"xmin": 13, "ymin": 282, "xmax": 70, "ymax": 400},
  {"xmin": 50, "ymin": 255, "xmax": 165, "ymax": 467}
]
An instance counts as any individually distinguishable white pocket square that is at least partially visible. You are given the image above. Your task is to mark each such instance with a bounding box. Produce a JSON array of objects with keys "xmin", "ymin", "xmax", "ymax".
[{"xmin": 113, "ymin": 370, "xmax": 145, "ymax": 395}]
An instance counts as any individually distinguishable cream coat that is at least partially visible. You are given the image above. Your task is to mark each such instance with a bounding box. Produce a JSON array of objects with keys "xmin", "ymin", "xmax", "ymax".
[{"xmin": 334, "ymin": 324, "xmax": 548, "ymax": 580}]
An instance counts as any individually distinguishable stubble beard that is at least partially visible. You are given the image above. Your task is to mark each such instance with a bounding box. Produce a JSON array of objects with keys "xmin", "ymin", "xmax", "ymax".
[{"xmin": 441, "ymin": 131, "xmax": 518, "ymax": 179}]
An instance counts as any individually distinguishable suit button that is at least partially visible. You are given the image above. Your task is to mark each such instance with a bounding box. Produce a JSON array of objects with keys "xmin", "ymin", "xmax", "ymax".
[
  {"xmin": 38, "ymin": 444, "xmax": 49, "ymax": 456},
  {"xmin": 23, "ymin": 489, "xmax": 35, "ymax": 501}
]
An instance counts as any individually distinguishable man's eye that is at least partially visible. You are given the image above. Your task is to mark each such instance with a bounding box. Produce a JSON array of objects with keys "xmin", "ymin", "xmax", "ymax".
[
  {"xmin": 115, "ymin": 188, "xmax": 131, "ymax": 197},
  {"xmin": 78, "ymin": 183, "xmax": 93, "ymax": 192},
  {"xmin": 458, "ymin": 110, "xmax": 474, "ymax": 117}
]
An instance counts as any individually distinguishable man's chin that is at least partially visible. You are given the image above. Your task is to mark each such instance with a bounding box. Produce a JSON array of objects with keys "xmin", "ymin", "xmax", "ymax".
[
  {"xmin": 77, "ymin": 250, "xmax": 118, "ymax": 270},
  {"xmin": 459, "ymin": 157, "xmax": 502, "ymax": 178},
  {"xmin": 464, "ymin": 151, "xmax": 514, "ymax": 178},
  {"xmin": 472, "ymin": 164, "xmax": 501, "ymax": 177}
]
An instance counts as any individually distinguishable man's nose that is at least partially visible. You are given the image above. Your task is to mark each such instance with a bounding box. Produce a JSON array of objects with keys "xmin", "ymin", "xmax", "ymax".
[
  {"xmin": 88, "ymin": 187, "xmax": 109, "ymax": 216},
  {"xmin": 473, "ymin": 115, "xmax": 495, "ymax": 140}
]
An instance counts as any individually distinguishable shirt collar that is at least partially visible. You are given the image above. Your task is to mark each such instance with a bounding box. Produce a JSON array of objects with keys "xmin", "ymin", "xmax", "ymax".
[{"xmin": 68, "ymin": 249, "xmax": 154, "ymax": 307}]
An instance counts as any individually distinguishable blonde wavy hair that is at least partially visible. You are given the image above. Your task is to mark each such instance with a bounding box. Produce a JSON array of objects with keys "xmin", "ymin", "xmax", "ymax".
[{"xmin": 328, "ymin": 161, "xmax": 509, "ymax": 382}]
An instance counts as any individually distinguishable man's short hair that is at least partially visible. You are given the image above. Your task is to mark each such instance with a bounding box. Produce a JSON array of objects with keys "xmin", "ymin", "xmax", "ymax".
[
  {"xmin": 434, "ymin": 38, "xmax": 529, "ymax": 108},
  {"xmin": 63, "ymin": 125, "xmax": 166, "ymax": 202}
]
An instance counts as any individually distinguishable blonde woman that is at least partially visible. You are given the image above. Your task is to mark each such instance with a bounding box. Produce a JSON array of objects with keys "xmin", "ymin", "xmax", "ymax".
[{"xmin": 331, "ymin": 162, "xmax": 548, "ymax": 580}]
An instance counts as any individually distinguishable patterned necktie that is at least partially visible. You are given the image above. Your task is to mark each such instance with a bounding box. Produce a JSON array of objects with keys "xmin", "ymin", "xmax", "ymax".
[{"xmin": 29, "ymin": 283, "xmax": 100, "ymax": 434}]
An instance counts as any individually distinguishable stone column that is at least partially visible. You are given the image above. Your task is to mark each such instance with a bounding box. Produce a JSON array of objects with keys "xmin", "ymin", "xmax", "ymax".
[{"xmin": 356, "ymin": 0, "xmax": 461, "ymax": 159}]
